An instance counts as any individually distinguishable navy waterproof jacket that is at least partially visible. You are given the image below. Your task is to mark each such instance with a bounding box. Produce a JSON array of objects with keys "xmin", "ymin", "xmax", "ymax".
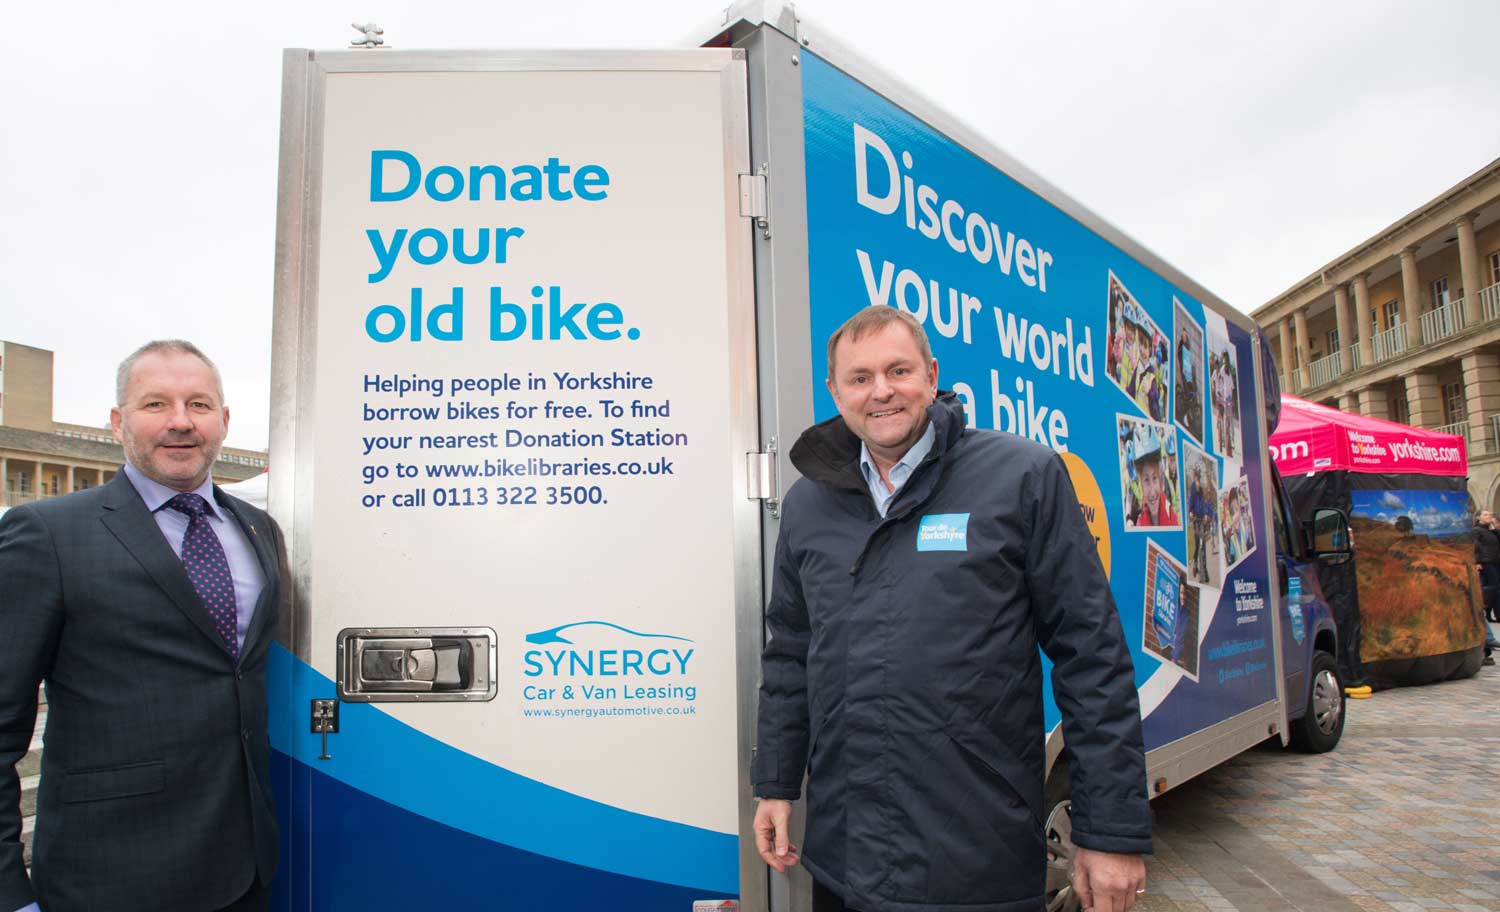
[{"xmin": 753, "ymin": 393, "xmax": 1151, "ymax": 912}]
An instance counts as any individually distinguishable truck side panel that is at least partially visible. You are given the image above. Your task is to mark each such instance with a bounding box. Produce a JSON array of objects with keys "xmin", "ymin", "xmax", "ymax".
[{"xmin": 789, "ymin": 48, "xmax": 1282, "ymax": 766}]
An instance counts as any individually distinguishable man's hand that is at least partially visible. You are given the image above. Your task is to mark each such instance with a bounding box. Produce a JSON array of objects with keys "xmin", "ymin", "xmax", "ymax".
[
  {"xmin": 1073, "ymin": 847, "xmax": 1145, "ymax": 912},
  {"xmin": 752, "ymin": 799, "xmax": 800, "ymax": 873}
]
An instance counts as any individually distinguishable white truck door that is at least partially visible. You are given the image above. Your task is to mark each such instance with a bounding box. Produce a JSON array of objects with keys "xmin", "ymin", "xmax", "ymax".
[{"xmin": 269, "ymin": 48, "xmax": 761, "ymax": 911}]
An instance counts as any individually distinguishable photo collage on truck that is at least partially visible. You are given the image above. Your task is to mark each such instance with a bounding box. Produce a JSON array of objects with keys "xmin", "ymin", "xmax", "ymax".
[{"xmin": 799, "ymin": 49, "xmax": 1278, "ymax": 746}]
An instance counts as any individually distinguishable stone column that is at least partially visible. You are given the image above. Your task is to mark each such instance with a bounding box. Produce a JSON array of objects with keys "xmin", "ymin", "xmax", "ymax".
[
  {"xmin": 1338, "ymin": 392, "xmax": 1358, "ymax": 413},
  {"xmin": 1358, "ymin": 385, "xmax": 1391, "ymax": 419},
  {"xmin": 1293, "ymin": 308, "xmax": 1312, "ymax": 388},
  {"xmin": 1461, "ymin": 350, "xmax": 1500, "ymax": 455},
  {"xmin": 1278, "ymin": 316, "xmax": 1296, "ymax": 391},
  {"xmin": 1403, "ymin": 371, "xmax": 1443, "ymax": 428},
  {"xmin": 1400, "ymin": 247, "xmax": 1423, "ymax": 346},
  {"xmin": 65, "ymin": 465, "xmax": 75, "ymax": 494},
  {"xmin": 96, "ymin": 468, "xmax": 105, "ymax": 487},
  {"xmin": 1333, "ymin": 285, "xmax": 1352, "ymax": 372},
  {"xmin": 0, "ymin": 456, "xmax": 7, "ymax": 505},
  {"xmin": 31, "ymin": 460, "xmax": 42, "ymax": 498},
  {"xmin": 1354, "ymin": 274, "xmax": 1374, "ymax": 365},
  {"xmin": 1458, "ymin": 214, "xmax": 1484, "ymax": 327}
]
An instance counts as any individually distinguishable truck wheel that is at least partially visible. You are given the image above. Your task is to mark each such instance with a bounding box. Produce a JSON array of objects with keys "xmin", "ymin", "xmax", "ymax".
[
  {"xmin": 1043, "ymin": 772, "xmax": 1080, "ymax": 912},
  {"xmin": 1290, "ymin": 651, "xmax": 1344, "ymax": 752}
]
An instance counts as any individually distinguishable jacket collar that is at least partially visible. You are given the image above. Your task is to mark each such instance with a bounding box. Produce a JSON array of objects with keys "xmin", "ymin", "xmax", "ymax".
[
  {"xmin": 99, "ymin": 470, "xmax": 276, "ymax": 665},
  {"xmin": 790, "ymin": 391, "xmax": 966, "ymax": 493}
]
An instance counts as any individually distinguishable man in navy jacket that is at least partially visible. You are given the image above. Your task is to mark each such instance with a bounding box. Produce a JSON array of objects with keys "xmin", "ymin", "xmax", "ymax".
[{"xmin": 753, "ymin": 307, "xmax": 1150, "ymax": 912}]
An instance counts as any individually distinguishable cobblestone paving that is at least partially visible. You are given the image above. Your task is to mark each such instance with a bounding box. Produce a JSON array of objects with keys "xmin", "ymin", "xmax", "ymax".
[{"xmin": 1136, "ymin": 650, "xmax": 1500, "ymax": 912}]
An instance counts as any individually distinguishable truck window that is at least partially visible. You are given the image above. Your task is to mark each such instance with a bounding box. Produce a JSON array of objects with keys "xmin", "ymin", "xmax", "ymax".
[{"xmin": 1269, "ymin": 466, "xmax": 1295, "ymax": 557}]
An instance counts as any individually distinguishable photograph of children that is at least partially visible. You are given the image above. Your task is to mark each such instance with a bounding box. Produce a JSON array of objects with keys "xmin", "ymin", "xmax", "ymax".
[
  {"xmin": 1105, "ymin": 272, "xmax": 1171, "ymax": 422},
  {"xmin": 1173, "ymin": 298, "xmax": 1206, "ymax": 447},
  {"xmin": 1117, "ymin": 414, "xmax": 1182, "ymax": 531},
  {"xmin": 1182, "ymin": 441, "xmax": 1221, "ymax": 589},
  {"xmin": 1219, "ymin": 475, "xmax": 1257, "ymax": 574},
  {"xmin": 1141, "ymin": 540, "xmax": 1201, "ymax": 679},
  {"xmin": 1207, "ymin": 329, "xmax": 1242, "ymax": 458}
]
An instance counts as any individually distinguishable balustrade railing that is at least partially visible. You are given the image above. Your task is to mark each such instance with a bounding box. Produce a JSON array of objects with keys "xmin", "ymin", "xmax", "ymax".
[
  {"xmin": 1481, "ymin": 283, "xmax": 1500, "ymax": 324},
  {"xmin": 1307, "ymin": 351, "xmax": 1344, "ymax": 388},
  {"xmin": 1419, "ymin": 300, "xmax": 1466, "ymax": 344},
  {"xmin": 1371, "ymin": 323, "xmax": 1408, "ymax": 363},
  {"xmin": 1435, "ymin": 420, "xmax": 1469, "ymax": 440}
]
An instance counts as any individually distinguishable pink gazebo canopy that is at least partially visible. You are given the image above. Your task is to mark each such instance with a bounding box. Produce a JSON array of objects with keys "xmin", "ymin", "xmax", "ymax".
[{"xmin": 1269, "ymin": 395, "xmax": 1467, "ymax": 476}]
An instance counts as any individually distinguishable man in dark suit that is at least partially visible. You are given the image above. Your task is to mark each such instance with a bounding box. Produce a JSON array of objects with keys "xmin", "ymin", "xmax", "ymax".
[{"xmin": 0, "ymin": 340, "xmax": 282, "ymax": 912}]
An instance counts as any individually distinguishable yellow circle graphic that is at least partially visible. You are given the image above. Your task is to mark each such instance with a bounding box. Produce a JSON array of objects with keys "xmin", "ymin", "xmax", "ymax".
[{"xmin": 1061, "ymin": 451, "xmax": 1111, "ymax": 578}]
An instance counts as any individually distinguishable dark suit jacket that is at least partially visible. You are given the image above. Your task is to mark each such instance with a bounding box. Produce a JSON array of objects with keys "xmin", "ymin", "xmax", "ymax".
[{"xmin": 0, "ymin": 472, "xmax": 282, "ymax": 911}]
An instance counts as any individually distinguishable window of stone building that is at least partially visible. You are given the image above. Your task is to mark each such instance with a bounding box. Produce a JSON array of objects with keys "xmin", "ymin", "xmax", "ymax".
[
  {"xmin": 1490, "ymin": 251, "xmax": 1499, "ymax": 287},
  {"xmin": 15, "ymin": 471, "xmax": 27, "ymax": 494},
  {"xmin": 1326, "ymin": 329, "xmax": 1340, "ymax": 353},
  {"xmin": 1442, "ymin": 382, "xmax": 1466, "ymax": 425},
  {"xmin": 1432, "ymin": 276, "xmax": 1450, "ymax": 310},
  {"xmin": 1394, "ymin": 395, "xmax": 1411, "ymax": 426},
  {"xmin": 1383, "ymin": 300, "xmax": 1401, "ymax": 330}
]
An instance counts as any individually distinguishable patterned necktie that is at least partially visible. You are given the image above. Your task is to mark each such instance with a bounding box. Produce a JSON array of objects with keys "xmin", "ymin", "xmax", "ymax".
[{"xmin": 165, "ymin": 492, "xmax": 239, "ymax": 659}]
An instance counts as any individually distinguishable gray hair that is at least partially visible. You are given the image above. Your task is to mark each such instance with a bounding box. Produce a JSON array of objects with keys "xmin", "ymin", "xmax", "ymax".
[{"xmin": 115, "ymin": 340, "xmax": 225, "ymax": 406}]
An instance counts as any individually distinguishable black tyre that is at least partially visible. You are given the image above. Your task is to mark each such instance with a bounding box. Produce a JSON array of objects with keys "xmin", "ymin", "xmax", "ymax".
[
  {"xmin": 1043, "ymin": 768, "xmax": 1080, "ymax": 912},
  {"xmin": 1289, "ymin": 651, "xmax": 1344, "ymax": 752}
]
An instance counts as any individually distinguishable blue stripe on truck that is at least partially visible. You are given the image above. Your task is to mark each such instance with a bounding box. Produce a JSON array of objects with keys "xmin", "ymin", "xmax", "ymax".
[{"xmin": 267, "ymin": 644, "xmax": 739, "ymax": 895}]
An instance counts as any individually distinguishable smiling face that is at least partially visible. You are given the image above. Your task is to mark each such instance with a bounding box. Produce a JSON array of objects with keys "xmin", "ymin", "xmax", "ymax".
[
  {"xmin": 111, "ymin": 350, "xmax": 229, "ymax": 492},
  {"xmin": 1138, "ymin": 457, "xmax": 1163, "ymax": 510},
  {"xmin": 827, "ymin": 321, "xmax": 938, "ymax": 473}
]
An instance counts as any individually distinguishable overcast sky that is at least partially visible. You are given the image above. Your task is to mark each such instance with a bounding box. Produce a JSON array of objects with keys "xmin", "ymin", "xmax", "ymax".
[{"xmin": 3, "ymin": 0, "xmax": 1497, "ymax": 449}]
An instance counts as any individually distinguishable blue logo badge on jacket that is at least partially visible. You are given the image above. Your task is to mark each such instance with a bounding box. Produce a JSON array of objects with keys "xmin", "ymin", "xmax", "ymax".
[{"xmin": 917, "ymin": 513, "xmax": 969, "ymax": 552}]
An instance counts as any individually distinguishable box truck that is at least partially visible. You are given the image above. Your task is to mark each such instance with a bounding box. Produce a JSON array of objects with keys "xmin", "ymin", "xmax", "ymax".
[{"xmin": 266, "ymin": 4, "xmax": 1352, "ymax": 909}]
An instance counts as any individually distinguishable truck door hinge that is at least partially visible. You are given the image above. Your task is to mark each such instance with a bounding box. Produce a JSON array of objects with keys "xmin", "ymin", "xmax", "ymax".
[
  {"xmin": 739, "ymin": 165, "xmax": 770, "ymax": 239},
  {"xmin": 747, "ymin": 436, "xmax": 781, "ymax": 518}
]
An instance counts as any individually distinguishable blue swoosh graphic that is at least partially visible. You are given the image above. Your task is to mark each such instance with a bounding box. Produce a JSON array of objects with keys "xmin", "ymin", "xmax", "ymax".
[
  {"xmin": 524, "ymin": 620, "xmax": 695, "ymax": 645},
  {"xmin": 268, "ymin": 644, "xmax": 736, "ymax": 893}
]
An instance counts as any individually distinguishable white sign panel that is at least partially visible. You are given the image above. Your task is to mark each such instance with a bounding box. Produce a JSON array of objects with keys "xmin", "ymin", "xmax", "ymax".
[{"xmin": 274, "ymin": 52, "xmax": 754, "ymax": 907}]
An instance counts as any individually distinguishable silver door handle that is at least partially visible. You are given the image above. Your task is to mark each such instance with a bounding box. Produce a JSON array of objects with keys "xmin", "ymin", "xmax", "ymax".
[{"xmin": 337, "ymin": 627, "xmax": 498, "ymax": 702}]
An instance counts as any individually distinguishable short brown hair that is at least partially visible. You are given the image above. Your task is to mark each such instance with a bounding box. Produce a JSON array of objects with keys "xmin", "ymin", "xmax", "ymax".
[{"xmin": 826, "ymin": 306, "xmax": 933, "ymax": 379}]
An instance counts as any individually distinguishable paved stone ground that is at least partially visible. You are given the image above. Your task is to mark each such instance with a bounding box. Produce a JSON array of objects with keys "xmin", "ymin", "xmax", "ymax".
[{"xmin": 1137, "ymin": 641, "xmax": 1500, "ymax": 912}]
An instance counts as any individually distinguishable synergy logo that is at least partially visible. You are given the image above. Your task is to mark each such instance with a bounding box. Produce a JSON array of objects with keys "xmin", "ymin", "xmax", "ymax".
[
  {"xmin": 917, "ymin": 513, "xmax": 970, "ymax": 551},
  {"xmin": 520, "ymin": 619, "xmax": 699, "ymax": 709},
  {"xmin": 522, "ymin": 620, "xmax": 694, "ymax": 678}
]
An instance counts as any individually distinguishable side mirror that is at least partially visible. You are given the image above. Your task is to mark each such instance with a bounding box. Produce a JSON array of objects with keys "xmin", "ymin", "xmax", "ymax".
[{"xmin": 1308, "ymin": 508, "xmax": 1353, "ymax": 564}]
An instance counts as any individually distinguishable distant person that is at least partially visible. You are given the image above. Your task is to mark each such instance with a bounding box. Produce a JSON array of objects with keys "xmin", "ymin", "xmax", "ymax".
[
  {"xmin": 1480, "ymin": 513, "xmax": 1500, "ymax": 667},
  {"xmin": 0, "ymin": 340, "xmax": 284, "ymax": 911},
  {"xmin": 1479, "ymin": 510, "xmax": 1500, "ymax": 624}
]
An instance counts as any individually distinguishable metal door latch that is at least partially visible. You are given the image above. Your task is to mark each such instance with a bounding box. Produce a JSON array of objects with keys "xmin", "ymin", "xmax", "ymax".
[
  {"xmin": 336, "ymin": 627, "xmax": 498, "ymax": 703},
  {"xmin": 311, "ymin": 699, "xmax": 339, "ymax": 761}
]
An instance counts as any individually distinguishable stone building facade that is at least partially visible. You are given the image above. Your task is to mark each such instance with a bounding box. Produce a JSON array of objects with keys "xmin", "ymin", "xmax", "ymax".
[{"xmin": 1252, "ymin": 159, "xmax": 1500, "ymax": 510}]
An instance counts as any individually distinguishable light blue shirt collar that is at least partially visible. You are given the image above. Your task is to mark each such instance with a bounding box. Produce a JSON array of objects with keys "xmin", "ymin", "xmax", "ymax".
[
  {"xmin": 859, "ymin": 420, "xmax": 936, "ymax": 518},
  {"xmin": 121, "ymin": 462, "xmax": 266, "ymax": 655},
  {"xmin": 123, "ymin": 462, "xmax": 219, "ymax": 516}
]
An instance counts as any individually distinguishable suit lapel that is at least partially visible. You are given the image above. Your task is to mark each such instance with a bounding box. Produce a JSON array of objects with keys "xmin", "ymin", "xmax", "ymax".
[
  {"xmin": 217, "ymin": 488, "xmax": 279, "ymax": 659},
  {"xmin": 99, "ymin": 472, "xmax": 230, "ymax": 656}
]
